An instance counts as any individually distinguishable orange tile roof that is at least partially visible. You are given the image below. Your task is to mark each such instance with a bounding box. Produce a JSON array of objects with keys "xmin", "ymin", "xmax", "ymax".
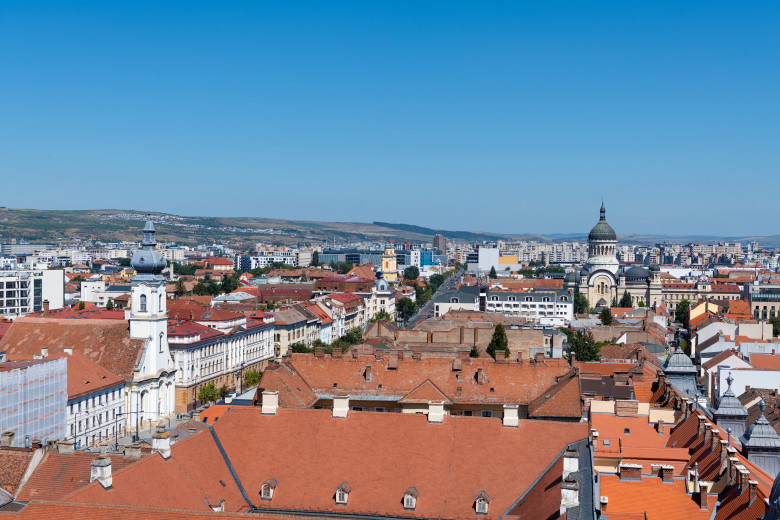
[
  {"xmin": 0, "ymin": 317, "xmax": 146, "ymax": 381},
  {"xmin": 198, "ymin": 405, "xmax": 232, "ymax": 425},
  {"xmin": 747, "ymin": 353, "xmax": 780, "ymax": 370},
  {"xmin": 17, "ymin": 451, "xmax": 141, "ymax": 502},
  {"xmin": 6, "ymin": 502, "xmax": 269, "ymax": 520},
  {"xmin": 0, "ymin": 449, "xmax": 35, "ymax": 495},
  {"xmin": 59, "ymin": 352, "xmax": 124, "ymax": 399},
  {"xmin": 600, "ymin": 474, "xmax": 713, "ymax": 519},
  {"xmin": 591, "ymin": 414, "xmax": 670, "ymax": 448},
  {"xmin": 528, "ymin": 371, "xmax": 583, "ymax": 418}
]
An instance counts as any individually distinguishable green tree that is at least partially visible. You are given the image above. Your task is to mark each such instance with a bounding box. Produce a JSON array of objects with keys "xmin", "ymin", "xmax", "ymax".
[
  {"xmin": 193, "ymin": 282, "xmax": 210, "ymax": 296},
  {"xmin": 637, "ymin": 301, "xmax": 646, "ymax": 308},
  {"xmin": 218, "ymin": 385, "xmax": 229, "ymax": 400},
  {"xmin": 397, "ymin": 297, "xmax": 417, "ymax": 321},
  {"xmin": 173, "ymin": 262, "xmax": 197, "ymax": 276},
  {"xmin": 429, "ymin": 274, "xmax": 445, "ymax": 290},
  {"xmin": 489, "ymin": 266, "xmax": 498, "ymax": 279},
  {"xmin": 243, "ymin": 369, "xmax": 262, "ymax": 388},
  {"xmin": 369, "ymin": 310, "xmax": 393, "ymax": 323},
  {"xmin": 174, "ymin": 278, "xmax": 186, "ymax": 297},
  {"xmin": 198, "ymin": 382, "xmax": 218, "ymax": 404},
  {"xmin": 404, "ymin": 266, "xmax": 420, "ymax": 280},
  {"xmin": 105, "ymin": 299, "xmax": 114, "ymax": 310},
  {"xmin": 769, "ymin": 316, "xmax": 780, "ymax": 337},
  {"xmin": 290, "ymin": 343, "xmax": 313, "ymax": 353},
  {"xmin": 568, "ymin": 330, "xmax": 600, "ymax": 361},
  {"xmin": 676, "ymin": 299, "xmax": 691, "ymax": 326},
  {"xmin": 611, "ymin": 297, "xmax": 618, "ymax": 308},
  {"xmin": 342, "ymin": 327, "xmax": 363, "ymax": 345},
  {"xmin": 573, "ymin": 293, "xmax": 590, "ymax": 314},
  {"xmin": 600, "ymin": 308, "xmax": 613, "ymax": 326},
  {"xmin": 336, "ymin": 261, "xmax": 353, "ymax": 274},
  {"xmin": 618, "ymin": 290, "xmax": 633, "ymax": 308},
  {"xmin": 486, "ymin": 324, "xmax": 510, "ymax": 359},
  {"xmin": 311, "ymin": 251, "xmax": 320, "ymax": 266},
  {"xmin": 118, "ymin": 257, "xmax": 132, "ymax": 267},
  {"xmin": 470, "ymin": 345, "xmax": 480, "ymax": 358},
  {"xmin": 221, "ymin": 274, "xmax": 239, "ymax": 294},
  {"xmin": 77, "ymin": 301, "xmax": 85, "ymax": 310}
]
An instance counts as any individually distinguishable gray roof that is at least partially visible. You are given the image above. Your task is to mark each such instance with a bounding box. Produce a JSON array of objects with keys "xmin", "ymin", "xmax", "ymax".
[
  {"xmin": 739, "ymin": 400, "xmax": 780, "ymax": 448},
  {"xmin": 663, "ymin": 347, "xmax": 696, "ymax": 374},
  {"xmin": 713, "ymin": 375, "xmax": 748, "ymax": 418},
  {"xmin": 588, "ymin": 203, "xmax": 617, "ymax": 242}
]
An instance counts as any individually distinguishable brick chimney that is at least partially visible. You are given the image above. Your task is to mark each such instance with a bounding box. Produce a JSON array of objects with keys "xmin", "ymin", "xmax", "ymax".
[
  {"xmin": 1, "ymin": 431, "xmax": 14, "ymax": 448},
  {"xmin": 314, "ymin": 347, "xmax": 325, "ymax": 358},
  {"xmin": 719, "ymin": 440, "xmax": 728, "ymax": 464},
  {"xmin": 152, "ymin": 425, "xmax": 171, "ymax": 459},
  {"xmin": 534, "ymin": 352, "xmax": 545, "ymax": 363},
  {"xmin": 738, "ymin": 468, "xmax": 750, "ymax": 493},
  {"xmin": 502, "ymin": 404, "xmax": 519, "ymax": 428},
  {"xmin": 657, "ymin": 419, "xmax": 664, "ymax": 435},
  {"xmin": 428, "ymin": 401, "xmax": 444, "ymax": 423},
  {"xmin": 332, "ymin": 395, "xmax": 349, "ymax": 418},
  {"xmin": 728, "ymin": 457, "xmax": 740, "ymax": 484},
  {"xmin": 660, "ymin": 465, "xmax": 674, "ymax": 482},
  {"xmin": 599, "ymin": 496, "xmax": 608, "ymax": 513},
  {"xmin": 42, "ymin": 300, "xmax": 50, "ymax": 316},
  {"xmin": 615, "ymin": 400, "xmax": 639, "ymax": 418},
  {"xmin": 332, "ymin": 348, "xmax": 343, "ymax": 359},
  {"xmin": 90, "ymin": 446, "xmax": 113, "ymax": 489},
  {"xmin": 123, "ymin": 444, "xmax": 142, "ymax": 458},
  {"xmin": 696, "ymin": 482, "xmax": 709, "ymax": 510},
  {"xmin": 711, "ymin": 429, "xmax": 720, "ymax": 452},
  {"xmin": 697, "ymin": 415, "xmax": 706, "ymax": 438},
  {"xmin": 703, "ymin": 424, "xmax": 712, "ymax": 447},
  {"xmin": 569, "ymin": 352, "xmax": 576, "ymax": 366},
  {"xmin": 749, "ymin": 480, "xmax": 758, "ymax": 504},
  {"xmin": 618, "ymin": 464, "xmax": 642, "ymax": 481},
  {"xmin": 495, "ymin": 350, "xmax": 506, "ymax": 363},
  {"xmin": 261, "ymin": 390, "xmax": 279, "ymax": 415}
]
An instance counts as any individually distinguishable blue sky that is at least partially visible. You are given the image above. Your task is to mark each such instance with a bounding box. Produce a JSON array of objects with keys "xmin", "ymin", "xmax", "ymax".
[{"xmin": 1, "ymin": 2, "xmax": 778, "ymax": 236}]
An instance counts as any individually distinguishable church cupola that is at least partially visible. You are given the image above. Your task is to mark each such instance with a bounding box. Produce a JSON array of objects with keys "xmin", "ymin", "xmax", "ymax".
[
  {"xmin": 739, "ymin": 399, "xmax": 780, "ymax": 475},
  {"xmin": 585, "ymin": 201, "xmax": 619, "ymax": 276},
  {"xmin": 712, "ymin": 374, "xmax": 749, "ymax": 439},
  {"xmin": 131, "ymin": 221, "xmax": 167, "ymax": 277}
]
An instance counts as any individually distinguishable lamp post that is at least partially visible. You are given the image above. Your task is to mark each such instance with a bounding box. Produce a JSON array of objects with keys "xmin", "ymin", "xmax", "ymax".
[{"xmin": 239, "ymin": 361, "xmax": 246, "ymax": 394}]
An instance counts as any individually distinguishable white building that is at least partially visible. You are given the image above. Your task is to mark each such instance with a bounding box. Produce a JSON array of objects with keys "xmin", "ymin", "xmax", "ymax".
[{"xmin": 0, "ymin": 265, "xmax": 64, "ymax": 319}]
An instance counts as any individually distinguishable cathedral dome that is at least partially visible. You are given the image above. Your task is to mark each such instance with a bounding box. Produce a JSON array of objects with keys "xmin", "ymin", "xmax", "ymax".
[{"xmin": 588, "ymin": 203, "xmax": 617, "ymax": 242}]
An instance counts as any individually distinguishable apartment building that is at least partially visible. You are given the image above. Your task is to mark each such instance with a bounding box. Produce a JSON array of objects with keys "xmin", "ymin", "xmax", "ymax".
[{"xmin": 0, "ymin": 266, "xmax": 63, "ymax": 318}]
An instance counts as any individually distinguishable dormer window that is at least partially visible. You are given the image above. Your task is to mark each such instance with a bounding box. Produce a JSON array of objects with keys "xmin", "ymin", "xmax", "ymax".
[
  {"xmin": 335, "ymin": 483, "xmax": 351, "ymax": 505},
  {"xmin": 474, "ymin": 491, "xmax": 491, "ymax": 515},
  {"xmin": 403, "ymin": 488, "xmax": 419, "ymax": 510},
  {"xmin": 260, "ymin": 479, "xmax": 277, "ymax": 501},
  {"xmin": 508, "ymin": 296, "xmax": 515, "ymax": 302},
  {"xmin": 525, "ymin": 296, "xmax": 532, "ymax": 302},
  {"xmin": 491, "ymin": 296, "xmax": 498, "ymax": 301}
]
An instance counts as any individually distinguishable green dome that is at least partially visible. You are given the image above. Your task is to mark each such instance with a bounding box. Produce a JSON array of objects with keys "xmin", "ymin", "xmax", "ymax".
[{"xmin": 588, "ymin": 203, "xmax": 617, "ymax": 241}]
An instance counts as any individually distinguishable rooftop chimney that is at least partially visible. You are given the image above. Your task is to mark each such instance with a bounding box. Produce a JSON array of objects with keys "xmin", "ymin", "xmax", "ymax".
[
  {"xmin": 261, "ymin": 390, "xmax": 279, "ymax": 415},
  {"xmin": 697, "ymin": 415, "xmax": 706, "ymax": 438},
  {"xmin": 711, "ymin": 429, "xmax": 720, "ymax": 452},
  {"xmin": 502, "ymin": 404, "xmax": 519, "ymax": 428},
  {"xmin": 660, "ymin": 465, "xmax": 674, "ymax": 482},
  {"xmin": 152, "ymin": 425, "xmax": 171, "ymax": 459},
  {"xmin": 123, "ymin": 444, "xmax": 142, "ymax": 459},
  {"xmin": 599, "ymin": 496, "xmax": 608, "ymax": 513},
  {"xmin": 90, "ymin": 446, "xmax": 113, "ymax": 489},
  {"xmin": 1, "ymin": 431, "xmax": 14, "ymax": 448},
  {"xmin": 560, "ymin": 477, "xmax": 580, "ymax": 516},
  {"xmin": 569, "ymin": 352, "xmax": 576, "ymax": 366},
  {"xmin": 728, "ymin": 457, "xmax": 740, "ymax": 484},
  {"xmin": 563, "ymin": 447, "xmax": 579, "ymax": 479},
  {"xmin": 618, "ymin": 464, "xmax": 642, "ymax": 481},
  {"xmin": 42, "ymin": 300, "xmax": 50, "ymax": 316},
  {"xmin": 657, "ymin": 419, "xmax": 664, "ymax": 435},
  {"xmin": 40, "ymin": 347, "xmax": 48, "ymax": 358},
  {"xmin": 696, "ymin": 482, "xmax": 709, "ymax": 510},
  {"xmin": 749, "ymin": 480, "xmax": 758, "ymax": 505},
  {"xmin": 495, "ymin": 350, "xmax": 506, "ymax": 363},
  {"xmin": 314, "ymin": 347, "xmax": 325, "ymax": 358},
  {"xmin": 332, "ymin": 348, "xmax": 343, "ymax": 359},
  {"xmin": 332, "ymin": 395, "xmax": 349, "ymax": 418},
  {"xmin": 428, "ymin": 401, "xmax": 444, "ymax": 423},
  {"xmin": 57, "ymin": 440, "xmax": 75, "ymax": 455},
  {"xmin": 703, "ymin": 423, "xmax": 712, "ymax": 446}
]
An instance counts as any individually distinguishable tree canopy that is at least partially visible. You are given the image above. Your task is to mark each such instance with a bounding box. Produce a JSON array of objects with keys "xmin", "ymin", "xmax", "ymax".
[
  {"xmin": 243, "ymin": 369, "xmax": 262, "ymax": 388},
  {"xmin": 618, "ymin": 290, "xmax": 633, "ymax": 308},
  {"xmin": 198, "ymin": 382, "xmax": 218, "ymax": 404},
  {"xmin": 599, "ymin": 308, "xmax": 613, "ymax": 326},
  {"xmin": 397, "ymin": 297, "xmax": 417, "ymax": 321},
  {"xmin": 403, "ymin": 266, "xmax": 420, "ymax": 280},
  {"xmin": 568, "ymin": 330, "xmax": 600, "ymax": 361},
  {"xmin": 675, "ymin": 299, "xmax": 691, "ymax": 326},
  {"xmin": 486, "ymin": 324, "xmax": 510, "ymax": 359},
  {"xmin": 573, "ymin": 293, "xmax": 589, "ymax": 314},
  {"xmin": 488, "ymin": 266, "xmax": 498, "ymax": 279}
]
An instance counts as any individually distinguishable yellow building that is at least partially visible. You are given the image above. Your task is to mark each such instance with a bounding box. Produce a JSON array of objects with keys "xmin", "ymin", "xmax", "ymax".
[{"xmin": 382, "ymin": 247, "xmax": 398, "ymax": 282}]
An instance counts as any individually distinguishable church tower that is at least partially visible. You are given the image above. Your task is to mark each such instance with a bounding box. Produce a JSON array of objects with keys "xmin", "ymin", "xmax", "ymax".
[{"xmin": 130, "ymin": 221, "xmax": 168, "ymax": 344}]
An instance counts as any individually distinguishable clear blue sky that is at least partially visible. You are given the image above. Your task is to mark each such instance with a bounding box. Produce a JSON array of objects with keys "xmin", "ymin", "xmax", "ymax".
[{"xmin": 1, "ymin": 2, "xmax": 778, "ymax": 237}]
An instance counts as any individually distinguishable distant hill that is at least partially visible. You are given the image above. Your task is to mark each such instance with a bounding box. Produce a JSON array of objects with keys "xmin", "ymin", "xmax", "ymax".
[{"xmin": 0, "ymin": 208, "xmax": 775, "ymax": 247}]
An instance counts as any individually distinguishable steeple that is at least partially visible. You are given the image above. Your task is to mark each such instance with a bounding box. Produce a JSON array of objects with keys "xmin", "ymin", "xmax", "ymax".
[
  {"xmin": 131, "ymin": 220, "xmax": 167, "ymax": 278},
  {"xmin": 712, "ymin": 373, "xmax": 749, "ymax": 439}
]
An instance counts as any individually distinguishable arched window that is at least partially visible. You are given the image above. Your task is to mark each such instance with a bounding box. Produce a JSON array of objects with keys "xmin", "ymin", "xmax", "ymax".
[
  {"xmin": 159, "ymin": 293, "xmax": 163, "ymax": 311},
  {"xmin": 140, "ymin": 294, "xmax": 147, "ymax": 312},
  {"xmin": 159, "ymin": 332, "xmax": 165, "ymax": 353}
]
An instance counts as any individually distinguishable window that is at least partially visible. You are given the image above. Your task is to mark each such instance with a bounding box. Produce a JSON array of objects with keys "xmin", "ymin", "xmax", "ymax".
[
  {"xmin": 375, "ymin": 407, "xmax": 385, "ymax": 412},
  {"xmin": 160, "ymin": 332, "xmax": 165, "ymax": 353},
  {"xmin": 463, "ymin": 410, "xmax": 473, "ymax": 416},
  {"xmin": 335, "ymin": 484, "xmax": 351, "ymax": 505},
  {"xmin": 140, "ymin": 294, "xmax": 147, "ymax": 312},
  {"xmin": 403, "ymin": 489, "xmax": 419, "ymax": 510},
  {"xmin": 476, "ymin": 498, "xmax": 489, "ymax": 514},
  {"xmin": 351, "ymin": 406, "xmax": 363, "ymax": 412},
  {"xmin": 481, "ymin": 410, "xmax": 492, "ymax": 418},
  {"xmin": 260, "ymin": 480, "xmax": 277, "ymax": 501},
  {"xmin": 491, "ymin": 296, "xmax": 498, "ymax": 301}
]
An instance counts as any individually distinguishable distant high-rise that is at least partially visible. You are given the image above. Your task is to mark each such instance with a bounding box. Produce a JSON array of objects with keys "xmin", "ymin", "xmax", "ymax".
[{"xmin": 433, "ymin": 234, "xmax": 447, "ymax": 252}]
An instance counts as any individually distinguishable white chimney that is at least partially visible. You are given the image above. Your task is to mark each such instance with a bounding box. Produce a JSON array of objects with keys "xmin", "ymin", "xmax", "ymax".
[
  {"xmin": 333, "ymin": 395, "xmax": 349, "ymax": 418},
  {"xmin": 428, "ymin": 401, "xmax": 444, "ymax": 423},
  {"xmin": 41, "ymin": 347, "xmax": 48, "ymax": 358},
  {"xmin": 261, "ymin": 390, "xmax": 279, "ymax": 415},
  {"xmin": 152, "ymin": 425, "xmax": 171, "ymax": 459},
  {"xmin": 502, "ymin": 404, "xmax": 519, "ymax": 428},
  {"xmin": 560, "ymin": 477, "xmax": 580, "ymax": 516},
  {"xmin": 563, "ymin": 447, "xmax": 579, "ymax": 477},
  {"xmin": 90, "ymin": 446, "xmax": 112, "ymax": 488},
  {"xmin": 64, "ymin": 348, "xmax": 73, "ymax": 356}
]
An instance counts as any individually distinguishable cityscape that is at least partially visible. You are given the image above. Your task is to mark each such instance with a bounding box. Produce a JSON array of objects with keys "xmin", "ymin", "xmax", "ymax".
[{"xmin": 2, "ymin": 3, "xmax": 780, "ymax": 520}]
